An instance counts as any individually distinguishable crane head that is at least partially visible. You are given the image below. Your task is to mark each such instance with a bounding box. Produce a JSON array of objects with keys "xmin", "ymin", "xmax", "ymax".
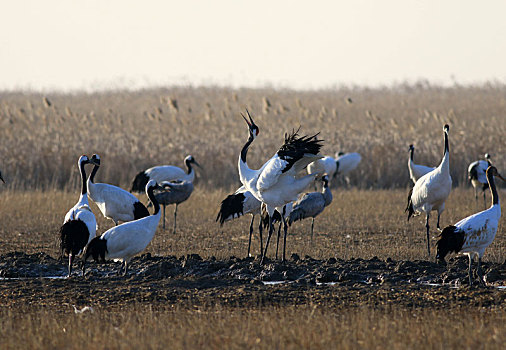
[
  {"xmin": 321, "ymin": 174, "xmax": 329, "ymax": 187},
  {"xmin": 408, "ymin": 144, "xmax": 414, "ymax": 152},
  {"xmin": 90, "ymin": 154, "xmax": 101, "ymax": 166},
  {"xmin": 185, "ymin": 155, "xmax": 202, "ymax": 169},
  {"xmin": 78, "ymin": 155, "xmax": 90, "ymax": 166},
  {"xmin": 487, "ymin": 166, "xmax": 505, "ymax": 182},
  {"xmin": 241, "ymin": 109, "xmax": 259, "ymax": 139},
  {"xmin": 443, "ymin": 124, "xmax": 450, "ymax": 133}
]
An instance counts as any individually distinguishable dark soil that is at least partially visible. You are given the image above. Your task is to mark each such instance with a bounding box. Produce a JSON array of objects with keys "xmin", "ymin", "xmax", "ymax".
[{"xmin": 1, "ymin": 252, "xmax": 505, "ymax": 310}]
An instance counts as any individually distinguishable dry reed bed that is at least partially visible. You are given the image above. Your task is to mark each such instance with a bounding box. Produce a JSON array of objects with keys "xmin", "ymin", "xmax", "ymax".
[
  {"xmin": 1, "ymin": 304, "xmax": 505, "ymax": 350},
  {"xmin": 0, "ymin": 85, "xmax": 505, "ymax": 191},
  {"xmin": 0, "ymin": 187, "xmax": 504, "ymax": 262}
]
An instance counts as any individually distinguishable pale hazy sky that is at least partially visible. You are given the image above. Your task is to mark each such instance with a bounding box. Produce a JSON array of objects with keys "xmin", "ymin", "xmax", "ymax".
[{"xmin": 1, "ymin": 0, "xmax": 506, "ymax": 91}]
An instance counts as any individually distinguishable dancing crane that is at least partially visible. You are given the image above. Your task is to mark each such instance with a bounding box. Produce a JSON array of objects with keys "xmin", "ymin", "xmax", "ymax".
[{"xmin": 238, "ymin": 110, "xmax": 323, "ymax": 263}]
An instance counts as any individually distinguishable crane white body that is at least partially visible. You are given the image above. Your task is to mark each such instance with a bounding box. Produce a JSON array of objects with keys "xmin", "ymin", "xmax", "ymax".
[
  {"xmin": 468, "ymin": 155, "xmax": 492, "ymax": 206},
  {"xmin": 408, "ymin": 145, "xmax": 435, "ymax": 184},
  {"xmin": 87, "ymin": 154, "xmax": 148, "ymax": 225},
  {"xmin": 83, "ymin": 180, "xmax": 162, "ymax": 275},
  {"xmin": 407, "ymin": 125, "xmax": 452, "ymax": 256},
  {"xmin": 437, "ymin": 166, "xmax": 504, "ymax": 285},
  {"xmin": 130, "ymin": 155, "xmax": 200, "ymax": 192},
  {"xmin": 63, "ymin": 156, "xmax": 97, "ymax": 240},
  {"xmin": 237, "ymin": 111, "xmax": 323, "ymax": 263},
  {"xmin": 335, "ymin": 152, "xmax": 361, "ymax": 175},
  {"xmin": 307, "ymin": 156, "xmax": 337, "ymax": 179}
]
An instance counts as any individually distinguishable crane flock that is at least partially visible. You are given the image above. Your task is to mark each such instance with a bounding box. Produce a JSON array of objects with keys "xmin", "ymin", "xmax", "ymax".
[{"xmin": 0, "ymin": 109, "xmax": 502, "ymax": 288}]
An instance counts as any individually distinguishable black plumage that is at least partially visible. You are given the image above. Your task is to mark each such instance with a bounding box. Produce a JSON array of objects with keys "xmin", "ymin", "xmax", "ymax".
[
  {"xmin": 59, "ymin": 219, "xmax": 90, "ymax": 276},
  {"xmin": 133, "ymin": 201, "xmax": 150, "ymax": 220},
  {"xmin": 277, "ymin": 129, "xmax": 323, "ymax": 174},
  {"xmin": 130, "ymin": 171, "xmax": 149, "ymax": 193},
  {"xmin": 83, "ymin": 237, "xmax": 108, "ymax": 264},
  {"xmin": 436, "ymin": 225, "xmax": 466, "ymax": 263},
  {"xmin": 405, "ymin": 187, "xmax": 415, "ymax": 221},
  {"xmin": 216, "ymin": 192, "xmax": 247, "ymax": 225}
]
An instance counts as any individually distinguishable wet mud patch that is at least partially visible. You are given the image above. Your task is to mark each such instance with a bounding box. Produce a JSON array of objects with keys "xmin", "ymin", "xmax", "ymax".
[{"xmin": 1, "ymin": 252, "xmax": 505, "ymax": 310}]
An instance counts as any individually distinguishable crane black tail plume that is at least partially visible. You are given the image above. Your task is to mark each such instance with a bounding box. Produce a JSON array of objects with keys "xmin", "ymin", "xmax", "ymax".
[
  {"xmin": 130, "ymin": 171, "xmax": 149, "ymax": 193},
  {"xmin": 405, "ymin": 187, "xmax": 415, "ymax": 221}
]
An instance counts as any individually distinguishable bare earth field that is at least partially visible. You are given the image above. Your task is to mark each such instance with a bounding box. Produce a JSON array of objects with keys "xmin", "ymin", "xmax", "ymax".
[{"xmin": 0, "ymin": 86, "xmax": 505, "ymax": 349}]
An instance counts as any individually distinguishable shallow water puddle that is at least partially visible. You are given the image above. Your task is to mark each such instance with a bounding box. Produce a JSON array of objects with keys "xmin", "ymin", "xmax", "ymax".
[{"xmin": 0, "ymin": 275, "xmax": 67, "ymax": 281}]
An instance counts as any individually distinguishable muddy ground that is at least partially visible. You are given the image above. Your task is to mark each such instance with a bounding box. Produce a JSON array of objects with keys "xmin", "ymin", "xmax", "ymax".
[{"xmin": 0, "ymin": 252, "xmax": 505, "ymax": 310}]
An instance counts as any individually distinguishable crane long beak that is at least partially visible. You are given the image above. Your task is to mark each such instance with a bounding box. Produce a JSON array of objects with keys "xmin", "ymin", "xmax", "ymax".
[
  {"xmin": 497, "ymin": 174, "xmax": 506, "ymax": 182},
  {"xmin": 241, "ymin": 113, "xmax": 252, "ymax": 127}
]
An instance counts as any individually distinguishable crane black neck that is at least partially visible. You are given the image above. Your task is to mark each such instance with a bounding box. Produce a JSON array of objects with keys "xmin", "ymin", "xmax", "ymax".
[
  {"xmin": 240, "ymin": 134, "xmax": 254, "ymax": 163},
  {"xmin": 147, "ymin": 186, "xmax": 160, "ymax": 215},
  {"xmin": 409, "ymin": 147, "xmax": 414, "ymax": 161},
  {"xmin": 443, "ymin": 131, "xmax": 449, "ymax": 156},
  {"xmin": 89, "ymin": 163, "xmax": 99, "ymax": 184},
  {"xmin": 487, "ymin": 172, "xmax": 499, "ymax": 206},
  {"xmin": 79, "ymin": 161, "xmax": 88, "ymax": 196}
]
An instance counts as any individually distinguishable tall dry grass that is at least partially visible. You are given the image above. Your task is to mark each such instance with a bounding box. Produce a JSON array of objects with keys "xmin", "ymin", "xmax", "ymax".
[
  {"xmin": 0, "ymin": 84, "xmax": 505, "ymax": 192},
  {"xmin": 1, "ymin": 304, "xmax": 505, "ymax": 350}
]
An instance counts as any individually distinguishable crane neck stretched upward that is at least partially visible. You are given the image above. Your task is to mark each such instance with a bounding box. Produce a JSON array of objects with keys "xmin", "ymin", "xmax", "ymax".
[
  {"xmin": 79, "ymin": 160, "xmax": 88, "ymax": 196},
  {"xmin": 439, "ymin": 130, "xmax": 450, "ymax": 171},
  {"xmin": 409, "ymin": 147, "xmax": 414, "ymax": 161},
  {"xmin": 488, "ymin": 171, "xmax": 499, "ymax": 206},
  {"xmin": 240, "ymin": 134, "xmax": 255, "ymax": 164},
  {"xmin": 147, "ymin": 186, "xmax": 160, "ymax": 215}
]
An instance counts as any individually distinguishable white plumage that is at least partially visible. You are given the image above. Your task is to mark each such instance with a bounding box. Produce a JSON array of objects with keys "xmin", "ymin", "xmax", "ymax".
[
  {"xmin": 87, "ymin": 154, "xmax": 149, "ymax": 225},
  {"xmin": 468, "ymin": 154, "xmax": 492, "ymax": 207},
  {"xmin": 307, "ymin": 156, "xmax": 337, "ymax": 180},
  {"xmin": 60, "ymin": 155, "xmax": 97, "ymax": 276},
  {"xmin": 238, "ymin": 111, "xmax": 323, "ymax": 263},
  {"xmin": 130, "ymin": 155, "xmax": 201, "ymax": 192},
  {"xmin": 63, "ymin": 155, "xmax": 97, "ymax": 237},
  {"xmin": 437, "ymin": 166, "xmax": 504, "ymax": 285},
  {"xmin": 408, "ymin": 144, "xmax": 435, "ymax": 184},
  {"xmin": 334, "ymin": 152, "xmax": 361, "ymax": 176},
  {"xmin": 406, "ymin": 124, "xmax": 452, "ymax": 257},
  {"xmin": 83, "ymin": 180, "xmax": 162, "ymax": 276}
]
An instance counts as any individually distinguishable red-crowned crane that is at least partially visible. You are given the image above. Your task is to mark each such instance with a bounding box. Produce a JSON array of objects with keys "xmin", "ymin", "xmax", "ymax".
[
  {"xmin": 83, "ymin": 180, "xmax": 162, "ymax": 276},
  {"xmin": 130, "ymin": 155, "xmax": 201, "ymax": 193},
  {"xmin": 406, "ymin": 124, "xmax": 452, "ymax": 257},
  {"xmin": 468, "ymin": 153, "xmax": 492, "ymax": 208},
  {"xmin": 408, "ymin": 144, "xmax": 435, "ymax": 184},
  {"xmin": 60, "ymin": 155, "xmax": 97, "ymax": 276},
  {"xmin": 436, "ymin": 166, "xmax": 504, "ymax": 286},
  {"xmin": 238, "ymin": 110, "xmax": 323, "ymax": 263},
  {"xmin": 87, "ymin": 154, "xmax": 149, "ymax": 225}
]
